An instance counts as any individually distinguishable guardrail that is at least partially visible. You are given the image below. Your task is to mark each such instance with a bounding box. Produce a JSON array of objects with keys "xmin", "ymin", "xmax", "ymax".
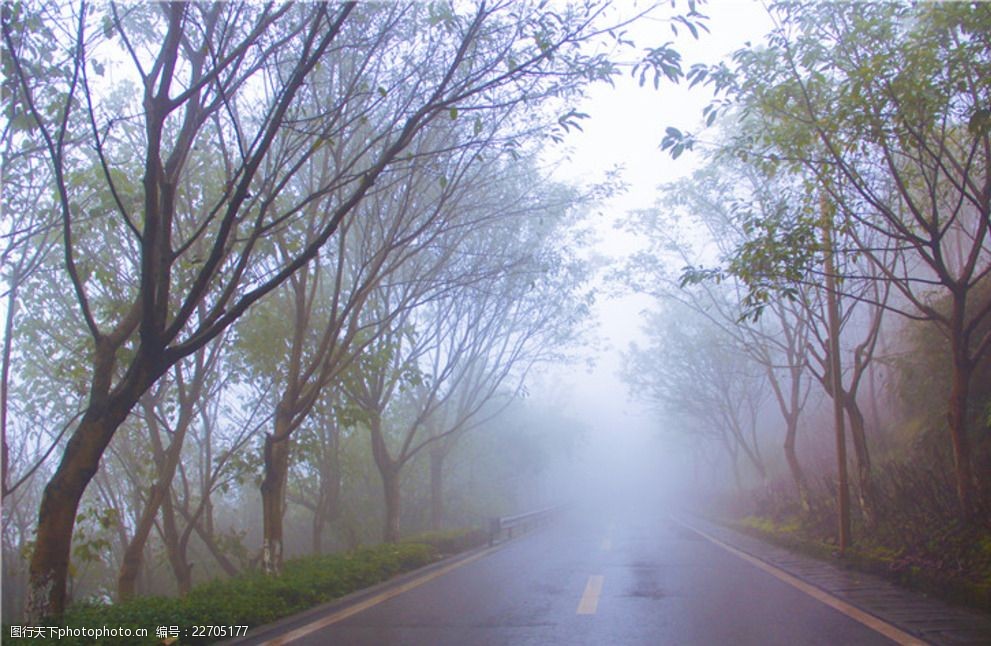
[{"xmin": 487, "ymin": 505, "xmax": 561, "ymax": 546}]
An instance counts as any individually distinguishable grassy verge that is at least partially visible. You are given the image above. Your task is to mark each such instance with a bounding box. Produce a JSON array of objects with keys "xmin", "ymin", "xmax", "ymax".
[
  {"xmin": 732, "ymin": 514, "xmax": 991, "ymax": 613},
  {"xmin": 6, "ymin": 528, "xmax": 488, "ymax": 646}
]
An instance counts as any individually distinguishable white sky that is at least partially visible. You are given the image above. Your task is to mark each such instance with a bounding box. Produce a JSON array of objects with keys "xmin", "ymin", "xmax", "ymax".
[{"xmin": 533, "ymin": 1, "xmax": 774, "ymax": 476}]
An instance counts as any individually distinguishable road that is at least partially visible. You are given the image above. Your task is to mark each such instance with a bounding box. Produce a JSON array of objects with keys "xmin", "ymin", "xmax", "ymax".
[{"xmin": 241, "ymin": 505, "xmax": 913, "ymax": 645}]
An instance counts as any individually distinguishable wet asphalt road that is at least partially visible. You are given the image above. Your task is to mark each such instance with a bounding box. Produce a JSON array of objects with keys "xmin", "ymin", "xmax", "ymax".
[{"xmin": 255, "ymin": 507, "xmax": 899, "ymax": 645}]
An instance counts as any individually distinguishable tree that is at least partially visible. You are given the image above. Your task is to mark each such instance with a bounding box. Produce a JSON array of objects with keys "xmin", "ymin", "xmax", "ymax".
[
  {"xmin": 801, "ymin": 235, "xmax": 891, "ymax": 530},
  {"xmin": 701, "ymin": 165, "xmax": 892, "ymax": 529},
  {"xmin": 625, "ymin": 303, "xmax": 771, "ymax": 490},
  {"xmin": 621, "ymin": 162, "xmax": 815, "ymax": 508},
  {"xmin": 0, "ymin": 135, "xmax": 57, "ymax": 502},
  {"xmin": 422, "ymin": 245, "xmax": 585, "ymax": 529},
  {"xmin": 115, "ymin": 329, "xmax": 226, "ymax": 599},
  {"xmin": 339, "ymin": 152, "xmax": 593, "ymax": 541},
  {"xmin": 286, "ymin": 391, "xmax": 345, "ymax": 555},
  {"xmin": 3, "ymin": 0, "xmax": 700, "ymax": 618}
]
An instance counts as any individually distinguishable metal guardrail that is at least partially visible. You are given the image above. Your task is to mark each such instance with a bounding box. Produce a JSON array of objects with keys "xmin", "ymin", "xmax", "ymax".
[{"xmin": 487, "ymin": 505, "xmax": 561, "ymax": 546}]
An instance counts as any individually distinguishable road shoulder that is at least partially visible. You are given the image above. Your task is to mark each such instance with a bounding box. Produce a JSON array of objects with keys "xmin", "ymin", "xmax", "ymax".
[{"xmin": 675, "ymin": 514, "xmax": 991, "ymax": 646}]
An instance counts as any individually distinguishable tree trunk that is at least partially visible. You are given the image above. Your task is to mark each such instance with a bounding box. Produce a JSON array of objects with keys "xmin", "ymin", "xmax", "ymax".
[
  {"xmin": 312, "ymin": 507, "xmax": 325, "ymax": 555},
  {"xmin": 947, "ymin": 337, "xmax": 975, "ymax": 520},
  {"xmin": 188, "ymin": 517, "xmax": 239, "ymax": 578},
  {"xmin": 25, "ymin": 397, "xmax": 137, "ymax": 621},
  {"xmin": 202, "ymin": 413, "xmax": 216, "ymax": 539},
  {"xmin": 867, "ymin": 361, "xmax": 883, "ymax": 440},
  {"xmin": 742, "ymin": 445, "xmax": 767, "ymax": 485},
  {"xmin": 312, "ymin": 433, "xmax": 341, "ymax": 554},
  {"xmin": 368, "ymin": 413, "xmax": 401, "ymax": 543},
  {"xmin": 783, "ymin": 417, "xmax": 812, "ymax": 513},
  {"xmin": 382, "ymin": 467, "xmax": 401, "ymax": 543},
  {"xmin": 260, "ymin": 414, "xmax": 292, "ymax": 575},
  {"xmin": 731, "ymin": 454, "xmax": 742, "ymax": 494},
  {"xmin": 823, "ymin": 211, "xmax": 851, "ymax": 553},
  {"xmin": 722, "ymin": 437, "xmax": 743, "ymax": 493},
  {"xmin": 1, "ymin": 281, "xmax": 18, "ymax": 499},
  {"xmin": 844, "ymin": 393, "xmax": 877, "ymax": 528},
  {"xmin": 734, "ymin": 426, "xmax": 767, "ymax": 486},
  {"xmin": 160, "ymin": 491, "xmax": 193, "ymax": 596},
  {"xmin": 117, "ymin": 484, "xmax": 166, "ymax": 600},
  {"xmin": 311, "ymin": 476, "xmax": 340, "ymax": 554},
  {"xmin": 118, "ymin": 401, "xmax": 191, "ymax": 600},
  {"xmin": 203, "ymin": 495, "xmax": 215, "ymax": 541},
  {"xmin": 429, "ymin": 447, "xmax": 445, "ymax": 531}
]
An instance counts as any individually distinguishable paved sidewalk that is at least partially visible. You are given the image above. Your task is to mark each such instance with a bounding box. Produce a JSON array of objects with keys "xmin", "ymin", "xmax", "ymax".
[{"xmin": 679, "ymin": 514, "xmax": 991, "ymax": 645}]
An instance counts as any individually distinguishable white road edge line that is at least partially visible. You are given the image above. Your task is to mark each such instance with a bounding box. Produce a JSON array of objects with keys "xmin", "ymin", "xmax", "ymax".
[
  {"xmin": 671, "ymin": 516, "xmax": 928, "ymax": 646},
  {"xmin": 261, "ymin": 545, "xmax": 503, "ymax": 645},
  {"xmin": 577, "ymin": 574, "xmax": 605, "ymax": 615}
]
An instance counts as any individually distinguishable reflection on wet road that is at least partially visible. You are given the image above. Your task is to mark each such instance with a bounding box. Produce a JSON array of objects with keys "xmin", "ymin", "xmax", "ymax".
[{"xmin": 249, "ymin": 504, "xmax": 906, "ymax": 646}]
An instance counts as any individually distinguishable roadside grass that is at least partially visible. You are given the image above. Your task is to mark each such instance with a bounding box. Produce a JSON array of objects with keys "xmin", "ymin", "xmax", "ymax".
[
  {"xmin": 731, "ymin": 467, "xmax": 991, "ymax": 613},
  {"xmin": 6, "ymin": 527, "xmax": 488, "ymax": 646},
  {"xmin": 735, "ymin": 513, "xmax": 991, "ymax": 612}
]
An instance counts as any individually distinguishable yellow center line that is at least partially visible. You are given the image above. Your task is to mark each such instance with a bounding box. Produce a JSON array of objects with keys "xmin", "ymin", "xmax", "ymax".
[
  {"xmin": 261, "ymin": 545, "xmax": 502, "ymax": 645},
  {"xmin": 670, "ymin": 516, "xmax": 928, "ymax": 646},
  {"xmin": 577, "ymin": 575, "xmax": 605, "ymax": 615}
]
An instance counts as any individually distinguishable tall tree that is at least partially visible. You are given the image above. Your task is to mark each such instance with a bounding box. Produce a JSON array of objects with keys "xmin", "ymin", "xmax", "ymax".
[
  {"xmin": 621, "ymin": 162, "xmax": 815, "ymax": 508},
  {"xmin": 115, "ymin": 327, "xmax": 226, "ymax": 599},
  {"xmin": 624, "ymin": 303, "xmax": 771, "ymax": 490},
  {"xmin": 340, "ymin": 157, "xmax": 593, "ymax": 541},
  {"xmin": 247, "ymin": 124, "xmax": 528, "ymax": 573}
]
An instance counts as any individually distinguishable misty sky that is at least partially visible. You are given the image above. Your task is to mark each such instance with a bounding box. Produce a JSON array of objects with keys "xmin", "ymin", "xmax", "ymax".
[{"xmin": 534, "ymin": 1, "xmax": 774, "ymax": 483}]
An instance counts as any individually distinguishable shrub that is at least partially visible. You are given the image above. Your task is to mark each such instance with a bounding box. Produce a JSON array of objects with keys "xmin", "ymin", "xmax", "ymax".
[
  {"xmin": 740, "ymin": 455, "xmax": 991, "ymax": 611},
  {"xmin": 7, "ymin": 542, "xmax": 438, "ymax": 646}
]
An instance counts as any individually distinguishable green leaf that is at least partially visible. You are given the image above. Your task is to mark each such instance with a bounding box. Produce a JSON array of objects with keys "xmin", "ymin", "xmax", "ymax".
[
  {"xmin": 11, "ymin": 112, "xmax": 36, "ymax": 132},
  {"xmin": 101, "ymin": 15, "xmax": 114, "ymax": 40},
  {"xmin": 968, "ymin": 108, "xmax": 990, "ymax": 136}
]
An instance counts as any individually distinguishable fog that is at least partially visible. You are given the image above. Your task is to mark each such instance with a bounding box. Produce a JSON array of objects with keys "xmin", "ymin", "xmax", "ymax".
[
  {"xmin": 522, "ymin": 2, "xmax": 774, "ymax": 515},
  {"xmin": 5, "ymin": 1, "xmax": 989, "ymax": 631}
]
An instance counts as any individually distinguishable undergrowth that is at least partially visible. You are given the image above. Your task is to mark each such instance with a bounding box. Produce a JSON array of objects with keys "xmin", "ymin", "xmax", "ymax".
[
  {"xmin": 5, "ymin": 541, "xmax": 440, "ymax": 645},
  {"xmin": 736, "ymin": 454, "xmax": 991, "ymax": 612}
]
